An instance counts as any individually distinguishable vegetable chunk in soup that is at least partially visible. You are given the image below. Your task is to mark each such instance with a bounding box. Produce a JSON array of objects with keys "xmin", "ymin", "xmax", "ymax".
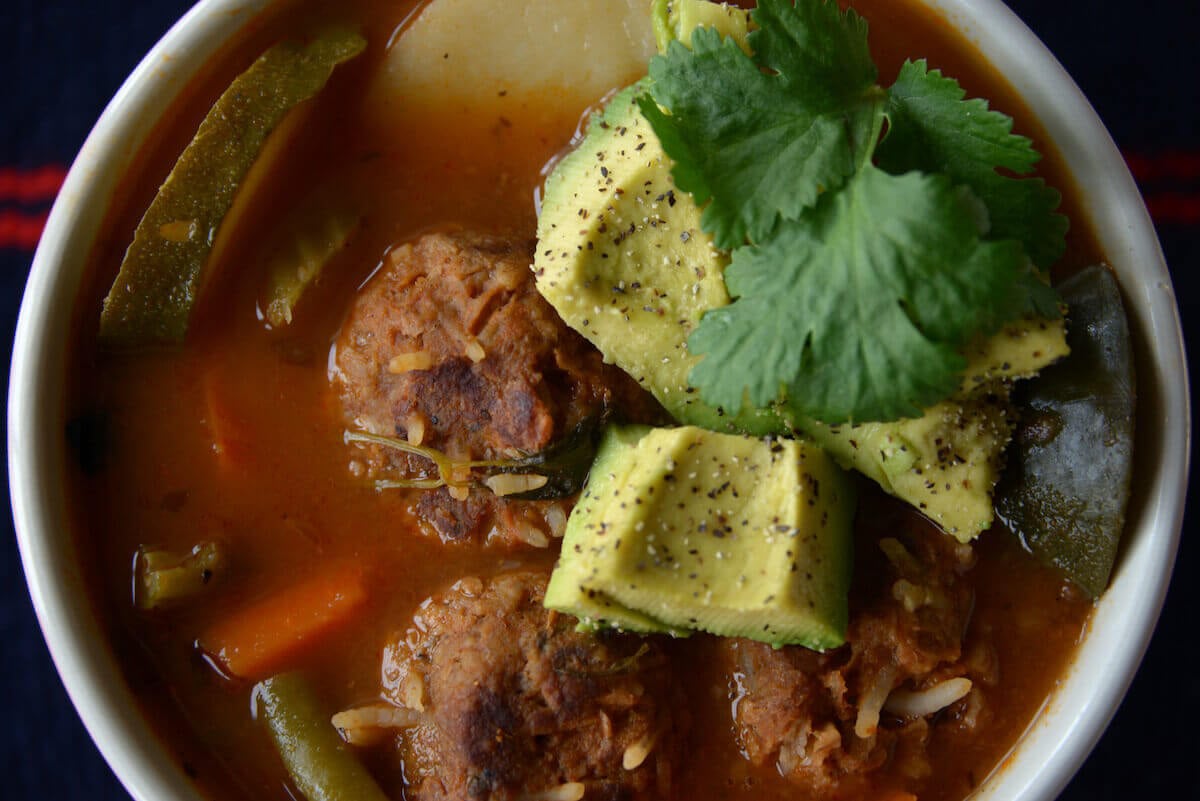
[{"xmin": 67, "ymin": 1, "xmax": 1120, "ymax": 801}]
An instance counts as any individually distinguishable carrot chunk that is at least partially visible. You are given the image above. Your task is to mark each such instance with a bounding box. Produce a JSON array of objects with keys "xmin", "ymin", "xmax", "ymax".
[
  {"xmin": 202, "ymin": 365, "xmax": 254, "ymax": 469},
  {"xmin": 877, "ymin": 791, "xmax": 919, "ymax": 801},
  {"xmin": 199, "ymin": 564, "xmax": 367, "ymax": 680}
]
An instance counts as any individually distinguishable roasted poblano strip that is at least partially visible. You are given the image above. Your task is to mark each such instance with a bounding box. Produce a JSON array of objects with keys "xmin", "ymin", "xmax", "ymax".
[
  {"xmin": 99, "ymin": 28, "xmax": 366, "ymax": 346},
  {"xmin": 996, "ymin": 265, "xmax": 1135, "ymax": 597},
  {"xmin": 262, "ymin": 201, "xmax": 361, "ymax": 327}
]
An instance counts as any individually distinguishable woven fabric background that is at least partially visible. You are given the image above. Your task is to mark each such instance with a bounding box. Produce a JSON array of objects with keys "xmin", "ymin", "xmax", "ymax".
[{"xmin": 2, "ymin": 1, "xmax": 1196, "ymax": 799}]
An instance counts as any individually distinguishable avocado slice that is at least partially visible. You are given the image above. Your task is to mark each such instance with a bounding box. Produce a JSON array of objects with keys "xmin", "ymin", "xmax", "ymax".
[
  {"xmin": 534, "ymin": 84, "xmax": 1067, "ymax": 540},
  {"xmin": 535, "ymin": 84, "xmax": 780, "ymax": 435},
  {"xmin": 534, "ymin": 38, "xmax": 1069, "ymax": 540},
  {"xmin": 652, "ymin": 0, "xmax": 752, "ymax": 53},
  {"xmin": 545, "ymin": 425, "xmax": 688, "ymax": 635},
  {"xmin": 545, "ymin": 425, "xmax": 855, "ymax": 650},
  {"xmin": 794, "ymin": 316, "xmax": 1070, "ymax": 542}
]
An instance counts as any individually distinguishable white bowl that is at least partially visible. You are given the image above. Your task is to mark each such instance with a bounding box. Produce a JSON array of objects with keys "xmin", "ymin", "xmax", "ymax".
[{"xmin": 9, "ymin": 1, "xmax": 1189, "ymax": 800}]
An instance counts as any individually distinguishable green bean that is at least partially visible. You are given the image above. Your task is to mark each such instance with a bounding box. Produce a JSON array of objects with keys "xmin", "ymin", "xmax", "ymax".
[
  {"xmin": 255, "ymin": 673, "xmax": 391, "ymax": 801},
  {"xmin": 135, "ymin": 541, "xmax": 226, "ymax": 609}
]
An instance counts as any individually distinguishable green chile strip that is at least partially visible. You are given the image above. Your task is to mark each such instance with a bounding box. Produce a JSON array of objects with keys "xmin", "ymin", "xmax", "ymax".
[
  {"xmin": 99, "ymin": 28, "xmax": 366, "ymax": 345},
  {"xmin": 256, "ymin": 672, "xmax": 390, "ymax": 801},
  {"xmin": 995, "ymin": 265, "xmax": 1136, "ymax": 597}
]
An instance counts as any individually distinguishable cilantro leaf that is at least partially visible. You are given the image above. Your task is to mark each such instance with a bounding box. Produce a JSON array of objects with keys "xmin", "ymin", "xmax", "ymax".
[
  {"xmin": 876, "ymin": 59, "xmax": 1068, "ymax": 268},
  {"xmin": 628, "ymin": 0, "xmax": 1065, "ymax": 424},
  {"xmin": 687, "ymin": 166, "xmax": 1028, "ymax": 423},
  {"xmin": 638, "ymin": 0, "xmax": 881, "ymax": 249}
]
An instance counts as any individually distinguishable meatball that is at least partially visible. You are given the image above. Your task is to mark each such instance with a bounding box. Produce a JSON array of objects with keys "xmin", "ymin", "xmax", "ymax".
[
  {"xmin": 333, "ymin": 230, "xmax": 662, "ymax": 545},
  {"xmin": 724, "ymin": 499, "xmax": 978, "ymax": 796},
  {"xmin": 380, "ymin": 572, "xmax": 682, "ymax": 801}
]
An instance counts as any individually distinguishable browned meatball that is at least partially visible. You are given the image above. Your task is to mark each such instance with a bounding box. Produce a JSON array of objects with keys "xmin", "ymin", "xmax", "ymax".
[
  {"xmin": 380, "ymin": 572, "xmax": 682, "ymax": 801},
  {"xmin": 723, "ymin": 500, "xmax": 978, "ymax": 797},
  {"xmin": 333, "ymin": 231, "xmax": 663, "ymax": 545}
]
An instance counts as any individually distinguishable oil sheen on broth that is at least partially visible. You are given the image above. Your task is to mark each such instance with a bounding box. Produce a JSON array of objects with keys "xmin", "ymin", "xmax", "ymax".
[{"xmin": 66, "ymin": 1, "xmax": 1096, "ymax": 800}]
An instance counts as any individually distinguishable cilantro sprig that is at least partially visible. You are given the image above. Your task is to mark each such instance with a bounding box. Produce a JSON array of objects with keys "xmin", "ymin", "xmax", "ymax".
[
  {"xmin": 639, "ymin": 0, "xmax": 1065, "ymax": 424},
  {"xmin": 637, "ymin": 1, "xmax": 881, "ymax": 248}
]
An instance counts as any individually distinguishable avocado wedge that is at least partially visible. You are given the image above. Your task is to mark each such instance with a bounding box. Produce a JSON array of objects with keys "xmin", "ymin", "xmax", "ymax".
[
  {"xmin": 545, "ymin": 425, "xmax": 855, "ymax": 649},
  {"xmin": 535, "ymin": 83, "xmax": 782, "ymax": 435},
  {"xmin": 534, "ymin": 80, "xmax": 1067, "ymax": 540},
  {"xmin": 652, "ymin": 0, "xmax": 752, "ymax": 53}
]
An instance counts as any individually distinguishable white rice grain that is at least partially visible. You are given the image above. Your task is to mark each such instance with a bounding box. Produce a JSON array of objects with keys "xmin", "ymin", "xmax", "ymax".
[
  {"xmin": 854, "ymin": 663, "xmax": 897, "ymax": 739},
  {"xmin": 484, "ymin": 473, "xmax": 549, "ymax": 497},
  {"xmin": 388, "ymin": 350, "xmax": 434, "ymax": 373},
  {"xmin": 331, "ymin": 703, "xmax": 425, "ymax": 746},
  {"xmin": 885, "ymin": 677, "xmax": 974, "ymax": 718},
  {"xmin": 622, "ymin": 733, "xmax": 656, "ymax": 769},
  {"xmin": 521, "ymin": 783, "xmax": 586, "ymax": 801}
]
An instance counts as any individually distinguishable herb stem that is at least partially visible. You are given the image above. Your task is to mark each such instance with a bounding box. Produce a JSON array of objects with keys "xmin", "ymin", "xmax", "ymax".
[{"xmin": 858, "ymin": 85, "xmax": 889, "ymax": 173}]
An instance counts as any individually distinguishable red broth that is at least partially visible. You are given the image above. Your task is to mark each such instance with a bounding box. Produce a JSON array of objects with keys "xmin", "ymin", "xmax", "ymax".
[{"xmin": 65, "ymin": 1, "xmax": 1096, "ymax": 799}]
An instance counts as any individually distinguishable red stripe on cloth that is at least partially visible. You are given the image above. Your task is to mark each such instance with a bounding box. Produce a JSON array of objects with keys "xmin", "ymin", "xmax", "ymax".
[
  {"xmin": 1124, "ymin": 151, "xmax": 1200, "ymax": 183},
  {"xmin": 1143, "ymin": 192, "xmax": 1200, "ymax": 226},
  {"xmin": 0, "ymin": 209, "xmax": 50, "ymax": 250},
  {"xmin": 0, "ymin": 165, "xmax": 68, "ymax": 204}
]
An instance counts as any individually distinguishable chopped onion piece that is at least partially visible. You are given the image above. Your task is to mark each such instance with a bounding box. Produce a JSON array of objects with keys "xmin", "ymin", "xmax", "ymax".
[
  {"xmin": 400, "ymin": 671, "xmax": 426, "ymax": 712},
  {"xmin": 879, "ymin": 538, "xmax": 920, "ymax": 574},
  {"xmin": 544, "ymin": 502, "xmax": 568, "ymax": 537},
  {"xmin": 892, "ymin": 578, "xmax": 930, "ymax": 612},
  {"xmin": 513, "ymin": 524, "xmax": 550, "ymax": 548}
]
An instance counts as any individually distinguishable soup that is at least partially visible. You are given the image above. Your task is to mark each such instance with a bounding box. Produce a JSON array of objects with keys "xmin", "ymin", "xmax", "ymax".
[{"xmin": 65, "ymin": 1, "xmax": 1112, "ymax": 800}]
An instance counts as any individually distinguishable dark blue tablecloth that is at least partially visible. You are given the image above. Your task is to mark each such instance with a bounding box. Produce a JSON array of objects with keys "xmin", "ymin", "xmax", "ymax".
[{"xmin": 2, "ymin": 1, "xmax": 1196, "ymax": 799}]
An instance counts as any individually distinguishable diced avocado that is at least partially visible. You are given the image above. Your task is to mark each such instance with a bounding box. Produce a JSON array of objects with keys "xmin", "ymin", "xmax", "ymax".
[
  {"xmin": 545, "ymin": 426, "xmax": 688, "ymax": 635},
  {"xmin": 535, "ymin": 84, "xmax": 780, "ymax": 435},
  {"xmin": 957, "ymin": 315, "xmax": 1070, "ymax": 395},
  {"xmin": 652, "ymin": 0, "xmax": 752, "ymax": 53},
  {"xmin": 534, "ymin": 78, "xmax": 1068, "ymax": 542},
  {"xmin": 796, "ymin": 395, "xmax": 1009, "ymax": 542},
  {"xmin": 791, "ymin": 314, "xmax": 1068, "ymax": 542},
  {"xmin": 995, "ymin": 266, "xmax": 1135, "ymax": 597},
  {"xmin": 544, "ymin": 425, "xmax": 855, "ymax": 650},
  {"xmin": 99, "ymin": 28, "xmax": 366, "ymax": 346}
]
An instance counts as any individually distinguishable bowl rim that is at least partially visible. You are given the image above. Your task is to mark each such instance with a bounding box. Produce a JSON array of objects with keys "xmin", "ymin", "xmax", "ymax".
[
  {"xmin": 9, "ymin": 1, "xmax": 1189, "ymax": 800},
  {"xmin": 922, "ymin": 0, "xmax": 1189, "ymax": 796},
  {"xmin": 10, "ymin": 2, "xmax": 268, "ymax": 800}
]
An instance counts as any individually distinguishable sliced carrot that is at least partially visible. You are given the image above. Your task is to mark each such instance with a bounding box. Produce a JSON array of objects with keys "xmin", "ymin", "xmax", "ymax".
[
  {"xmin": 877, "ymin": 791, "xmax": 918, "ymax": 801},
  {"xmin": 199, "ymin": 563, "xmax": 367, "ymax": 680},
  {"xmin": 202, "ymin": 364, "xmax": 255, "ymax": 469}
]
